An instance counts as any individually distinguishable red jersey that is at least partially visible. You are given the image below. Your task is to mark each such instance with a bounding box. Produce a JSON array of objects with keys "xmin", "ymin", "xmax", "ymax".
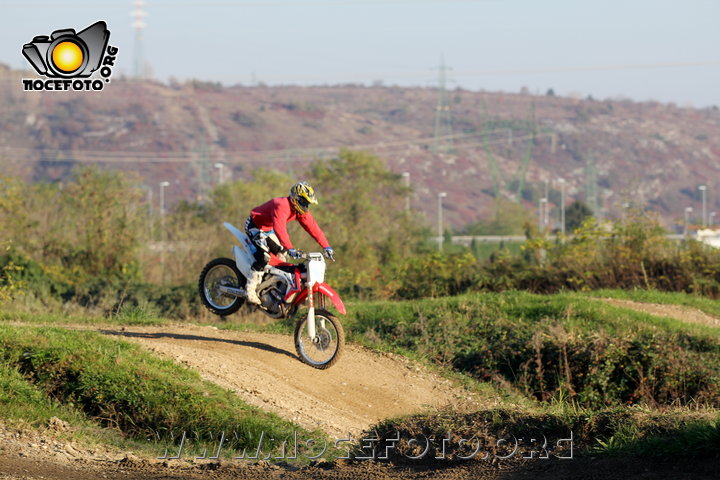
[{"xmin": 250, "ymin": 197, "xmax": 330, "ymax": 250}]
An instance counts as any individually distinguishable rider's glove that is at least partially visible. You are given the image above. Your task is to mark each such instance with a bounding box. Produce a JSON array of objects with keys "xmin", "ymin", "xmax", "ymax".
[
  {"xmin": 287, "ymin": 248, "xmax": 302, "ymax": 259},
  {"xmin": 324, "ymin": 246, "xmax": 335, "ymax": 261}
]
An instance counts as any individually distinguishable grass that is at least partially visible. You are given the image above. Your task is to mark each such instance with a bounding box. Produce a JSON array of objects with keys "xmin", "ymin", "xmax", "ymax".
[
  {"xmin": 0, "ymin": 360, "xmax": 160, "ymax": 454},
  {"xmin": 346, "ymin": 290, "xmax": 720, "ymax": 338},
  {"xmin": 0, "ymin": 309, "xmax": 167, "ymax": 327},
  {"xmin": 0, "ymin": 324, "xmax": 323, "ymax": 460}
]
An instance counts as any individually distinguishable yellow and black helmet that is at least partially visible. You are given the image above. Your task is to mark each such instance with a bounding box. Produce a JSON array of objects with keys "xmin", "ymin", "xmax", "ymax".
[{"xmin": 289, "ymin": 181, "xmax": 318, "ymax": 214}]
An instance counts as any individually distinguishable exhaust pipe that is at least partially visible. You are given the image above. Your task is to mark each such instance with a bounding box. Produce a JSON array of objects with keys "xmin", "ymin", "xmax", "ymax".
[{"xmin": 218, "ymin": 285, "xmax": 246, "ymax": 297}]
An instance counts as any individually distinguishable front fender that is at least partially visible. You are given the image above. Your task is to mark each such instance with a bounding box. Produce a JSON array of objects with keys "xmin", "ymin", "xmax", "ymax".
[
  {"xmin": 294, "ymin": 282, "xmax": 347, "ymax": 315},
  {"xmin": 315, "ymin": 282, "xmax": 346, "ymax": 315}
]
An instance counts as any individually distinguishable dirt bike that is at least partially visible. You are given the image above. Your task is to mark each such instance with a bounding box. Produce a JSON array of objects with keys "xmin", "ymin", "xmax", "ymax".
[{"xmin": 198, "ymin": 222, "xmax": 345, "ymax": 369}]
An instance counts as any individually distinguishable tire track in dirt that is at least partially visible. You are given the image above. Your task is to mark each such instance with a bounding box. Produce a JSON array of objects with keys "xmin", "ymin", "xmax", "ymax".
[
  {"xmin": 99, "ymin": 325, "xmax": 488, "ymax": 438},
  {"xmin": 598, "ymin": 298, "xmax": 720, "ymax": 328}
]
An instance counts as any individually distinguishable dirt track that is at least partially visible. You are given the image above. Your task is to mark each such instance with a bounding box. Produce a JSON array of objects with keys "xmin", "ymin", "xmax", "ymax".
[
  {"xmin": 600, "ymin": 297, "xmax": 720, "ymax": 328},
  {"xmin": 97, "ymin": 324, "xmax": 486, "ymax": 438}
]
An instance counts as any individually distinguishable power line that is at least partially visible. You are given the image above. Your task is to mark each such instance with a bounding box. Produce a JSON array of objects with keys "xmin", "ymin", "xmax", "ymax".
[
  {"xmin": 162, "ymin": 60, "xmax": 720, "ymax": 85},
  {"xmin": 0, "ymin": 129, "xmax": 505, "ymax": 160},
  {"xmin": 0, "ymin": 131, "xmax": 554, "ymax": 165},
  {"xmin": 1, "ymin": 60, "xmax": 717, "ymax": 86}
]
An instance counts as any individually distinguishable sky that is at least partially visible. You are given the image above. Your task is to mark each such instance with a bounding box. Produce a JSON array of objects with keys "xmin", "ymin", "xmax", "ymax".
[{"xmin": 2, "ymin": 0, "xmax": 719, "ymax": 107}]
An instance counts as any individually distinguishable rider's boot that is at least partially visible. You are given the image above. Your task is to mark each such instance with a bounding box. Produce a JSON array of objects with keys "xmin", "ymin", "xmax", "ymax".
[{"xmin": 245, "ymin": 270, "xmax": 263, "ymax": 305}]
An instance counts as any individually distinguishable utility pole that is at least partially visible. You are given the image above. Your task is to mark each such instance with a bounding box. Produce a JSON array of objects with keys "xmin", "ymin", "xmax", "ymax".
[
  {"xmin": 214, "ymin": 162, "xmax": 225, "ymax": 186},
  {"xmin": 539, "ymin": 197, "xmax": 548, "ymax": 233},
  {"xmin": 557, "ymin": 178, "xmax": 566, "ymax": 236},
  {"xmin": 160, "ymin": 181, "xmax": 170, "ymax": 284},
  {"xmin": 402, "ymin": 172, "xmax": 410, "ymax": 211},
  {"xmin": 437, "ymin": 192, "xmax": 447, "ymax": 251},
  {"xmin": 585, "ymin": 155, "xmax": 598, "ymax": 217},
  {"xmin": 432, "ymin": 55, "xmax": 453, "ymax": 154},
  {"xmin": 145, "ymin": 186, "xmax": 153, "ymax": 240},
  {"xmin": 131, "ymin": 0, "xmax": 147, "ymax": 78},
  {"xmin": 699, "ymin": 185, "xmax": 707, "ymax": 227},
  {"xmin": 684, "ymin": 207, "xmax": 693, "ymax": 237},
  {"xmin": 193, "ymin": 140, "xmax": 211, "ymax": 203}
]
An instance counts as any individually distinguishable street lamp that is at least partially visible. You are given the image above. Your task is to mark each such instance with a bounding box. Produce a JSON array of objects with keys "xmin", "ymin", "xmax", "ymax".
[
  {"xmin": 539, "ymin": 197, "xmax": 548, "ymax": 232},
  {"xmin": 437, "ymin": 192, "xmax": 447, "ymax": 251},
  {"xmin": 557, "ymin": 178, "xmax": 566, "ymax": 236},
  {"xmin": 159, "ymin": 181, "xmax": 170, "ymax": 216},
  {"xmin": 402, "ymin": 172, "xmax": 410, "ymax": 211},
  {"xmin": 698, "ymin": 185, "xmax": 707, "ymax": 227},
  {"xmin": 159, "ymin": 181, "xmax": 171, "ymax": 285},
  {"xmin": 214, "ymin": 162, "xmax": 225, "ymax": 185},
  {"xmin": 684, "ymin": 207, "xmax": 693, "ymax": 236}
]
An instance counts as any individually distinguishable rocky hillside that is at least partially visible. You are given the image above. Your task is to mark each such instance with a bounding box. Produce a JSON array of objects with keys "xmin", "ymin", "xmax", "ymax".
[{"xmin": 1, "ymin": 64, "xmax": 718, "ymax": 229}]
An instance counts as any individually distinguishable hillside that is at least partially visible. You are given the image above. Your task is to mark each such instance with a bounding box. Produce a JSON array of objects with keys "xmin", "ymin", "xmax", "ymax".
[{"xmin": 1, "ymin": 63, "xmax": 719, "ymax": 229}]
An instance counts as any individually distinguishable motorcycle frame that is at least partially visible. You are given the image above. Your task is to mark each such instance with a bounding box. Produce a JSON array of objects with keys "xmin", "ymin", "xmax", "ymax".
[{"xmin": 223, "ymin": 223, "xmax": 346, "ymax": 340}]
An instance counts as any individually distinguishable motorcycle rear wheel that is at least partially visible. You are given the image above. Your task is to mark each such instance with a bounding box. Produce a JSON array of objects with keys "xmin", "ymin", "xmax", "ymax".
[
  {"xmin": 198, "ymin": 257, "xmax": 246, "ymax": 316},
  {"xmin": 294, "ymin": 309, "xmax": 345, "ymax": 369}
]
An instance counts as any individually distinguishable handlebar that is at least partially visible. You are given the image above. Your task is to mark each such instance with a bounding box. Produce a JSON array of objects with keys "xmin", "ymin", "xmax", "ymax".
[{"xmin": 288, "ymin": 250, "xmax": 335, "ymax": 262}]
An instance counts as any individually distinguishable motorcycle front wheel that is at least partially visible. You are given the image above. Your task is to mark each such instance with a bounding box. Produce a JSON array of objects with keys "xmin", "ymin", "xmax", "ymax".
[
  {"xmin": 198, "ymin": 257, "xmax": 246, "ymax": 316},
  {"xmin": 294, "ymin": 309, "xmax": 345, "ymax": 369}
]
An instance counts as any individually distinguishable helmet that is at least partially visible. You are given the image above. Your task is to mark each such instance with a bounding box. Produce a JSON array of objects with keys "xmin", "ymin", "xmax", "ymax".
[{"xmin": 289, "ymin": 181, "xmax": 318, "ymax": 214}]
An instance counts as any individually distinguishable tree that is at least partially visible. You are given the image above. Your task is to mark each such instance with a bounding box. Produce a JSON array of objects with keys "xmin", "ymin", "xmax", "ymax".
[
  {"xmin": 461, "ymin": 198, "xmax": 533, "ymax": 236},
  {"xmin": 1, "ymin": 167, "xmax": 144, "ymax": 285},
  {"xmin": 307, "ymin": 149, "xmax": 425, "ymax": 292},
  {"xmin": 61, "ymin": 166, "xmax": 144, "ymax": 283},
  {"xmin": 565, "ymin": 200, "xmax": 594, "ymax": 232}
]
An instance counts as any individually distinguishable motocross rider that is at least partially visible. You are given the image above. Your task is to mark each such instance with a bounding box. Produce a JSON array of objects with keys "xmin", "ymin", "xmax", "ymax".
[{"xmin": 243, "ymin": 181, "xmax": 334, "ymax": 305}]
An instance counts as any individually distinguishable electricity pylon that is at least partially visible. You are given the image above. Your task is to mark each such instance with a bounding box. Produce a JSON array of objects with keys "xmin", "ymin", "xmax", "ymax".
[{"xmin": 432, "ymin": 55, "xmax": 453, "ymax": 154}]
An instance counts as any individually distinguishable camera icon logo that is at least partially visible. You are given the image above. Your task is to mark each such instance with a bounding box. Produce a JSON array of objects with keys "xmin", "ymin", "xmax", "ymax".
[
  {"xmin": 22, "ymin": 21, "xmax": 109, "ymax": 78},
  {"xmin": 21, "ymin": 21, "xmax": 119, "ymax": 92}
]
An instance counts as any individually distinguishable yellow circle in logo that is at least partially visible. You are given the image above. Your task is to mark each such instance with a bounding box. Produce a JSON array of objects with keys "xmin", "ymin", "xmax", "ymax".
[{"xmin": 51, "ymin": 41, "xmax": 83, "ymax": 73}]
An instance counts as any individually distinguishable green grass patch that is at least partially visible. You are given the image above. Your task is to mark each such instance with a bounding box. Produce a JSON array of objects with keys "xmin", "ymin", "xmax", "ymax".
[
  {"xmin": 1, "ymin": 360, "xmax": 88, "ymax": 426},
  {"xmin": 0, "ymin": 325, "xmax": 321, "ymax": 458},
  {"xmin": 0, "ymin": 360, "xmax": 158, "ymax": 453},
  {"xmin": 0, "ymin": 308, "xmax": 167, "ymax": 327}
]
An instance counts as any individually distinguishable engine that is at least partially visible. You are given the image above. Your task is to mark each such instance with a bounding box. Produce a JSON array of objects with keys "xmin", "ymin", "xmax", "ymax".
[{"xmin": 257, "ymin": 274, "xmax": 290, "ymax": 318}]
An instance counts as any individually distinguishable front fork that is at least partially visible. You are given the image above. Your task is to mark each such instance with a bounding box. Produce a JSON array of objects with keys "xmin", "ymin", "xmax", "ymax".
[{"xmin": 305, "ymin": 286, "xmax": 326, "ymax": 342}]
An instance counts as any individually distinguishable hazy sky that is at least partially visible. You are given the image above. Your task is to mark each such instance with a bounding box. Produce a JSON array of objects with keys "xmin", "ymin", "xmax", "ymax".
[{"xmin": 3, "ymin": 0, "xmax": 719, "ymax": 107}]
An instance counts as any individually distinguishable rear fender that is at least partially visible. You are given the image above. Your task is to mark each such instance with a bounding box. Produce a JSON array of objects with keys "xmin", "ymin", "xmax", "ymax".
[
  {"xmin": 293, "ymin": 282, "xmax": 346, "ymax": 315},
  {"xmin": 224, "ymin": 222, "xmax": 254, "ymax": 279}
]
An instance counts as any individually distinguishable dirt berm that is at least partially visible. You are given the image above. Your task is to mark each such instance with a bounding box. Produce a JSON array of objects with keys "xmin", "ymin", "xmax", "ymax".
[{"xmin": 98, "ymin": 324, "xmax": 486, "ymax": 438}]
